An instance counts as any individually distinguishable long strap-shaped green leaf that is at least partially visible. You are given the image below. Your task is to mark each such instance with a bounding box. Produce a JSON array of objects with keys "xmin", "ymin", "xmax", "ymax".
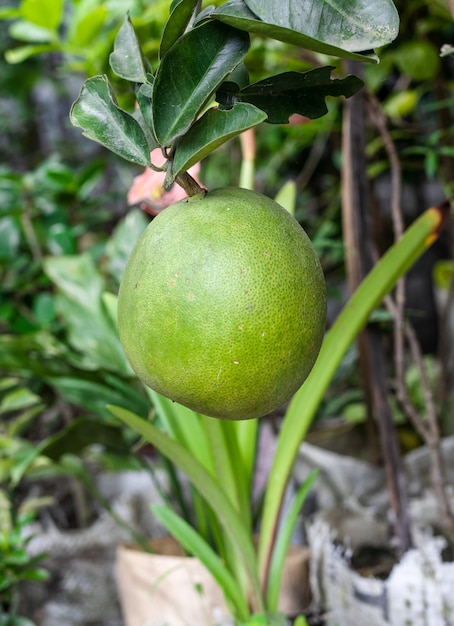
[
  {"xmin": 152, "ymin": 503, "xmax": 250, "ymax": 620},
  {"xmin": 266, "ymin": 469, "xmax": 318, "ymax": 611},
  {"xmin": 108, "ymin": 404, "xmax": 265, "ymax": 613},
  {"xmin": 258, "ymin": 203, "xmax": 449, "ymax": 593}
]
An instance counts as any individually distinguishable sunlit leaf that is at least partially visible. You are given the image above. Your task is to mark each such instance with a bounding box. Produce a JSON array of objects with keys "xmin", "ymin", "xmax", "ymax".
[
  {"xmin": 4, "ymin": 43, "xmax": 57, "ymax": 63},
  {"xmin": 20, "ymin": 0, "xmax": 63, "ymax": 31},
  {"xmin": 136, "ymin": 80, "xmax": 158, "ymax": 146},
  {"xmin": 67, "ymin": 6, "xmax": 108, "ymax": 47},
  {"xmin": 9, "ymin": 19, "xmax": 56, "ymax": 42}
]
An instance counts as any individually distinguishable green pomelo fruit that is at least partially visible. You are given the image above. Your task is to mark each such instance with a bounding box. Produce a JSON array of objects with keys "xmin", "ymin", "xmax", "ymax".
[{"xmin": 118, "ymin": 187, "xmax": 326, "ymax": 420}]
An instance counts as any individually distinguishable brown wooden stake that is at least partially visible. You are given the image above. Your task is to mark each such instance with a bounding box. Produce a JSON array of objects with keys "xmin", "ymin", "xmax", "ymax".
[{"xmin": 341, "ymin": 62, "xmax": 412, "ymax": 554}]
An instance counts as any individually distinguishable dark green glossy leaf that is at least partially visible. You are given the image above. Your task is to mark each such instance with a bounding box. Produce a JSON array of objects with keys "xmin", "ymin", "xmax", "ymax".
[
  {"xmin": 218, "ymin": 68, "xmax": 363, "ymax": 123},
  {"xmin": 159, "ymin": 0, "xmax": 200, "ymax": 59},
  {"xmin": 193, "ymin": 4, "xmax": 217, "ymax": 25},
  {"xmin": 212, "ymin": 0, "xmax": 378, "ymax": 63},
  {"xmin": 152, "ymin": 20, "xmax": 250, "ymax": 146},
  {"xmin": 244, "ymin": 0, "xmax": 399, "ymax": 52},
  {"xmin": 136, "ymin": 80, "xmax": 158, "ymax": 146},
  {"xmin": 109, "ymin": 14, "xmax": 150, "ymax": 83},
  {"xmin": 70, "ymin": 76, "xmax": 152, "ymax": 166},
  {"xmin": 227, "ymin": 62, "xmax": 250, "ymax": 89},
  {"xmin": 172, "ymin": 102, "xmax": 266, "ymax": 179}
]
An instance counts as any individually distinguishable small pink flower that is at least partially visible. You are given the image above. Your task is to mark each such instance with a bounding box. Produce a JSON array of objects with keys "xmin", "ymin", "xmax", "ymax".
[{"xmin": 127, "ymin": 149, "xmax": 201, "ymax": 214}]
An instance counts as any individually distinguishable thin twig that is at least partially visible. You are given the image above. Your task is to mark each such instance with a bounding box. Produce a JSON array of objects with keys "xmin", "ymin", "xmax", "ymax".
[{"xmin": 366, "ymin": 91, "xmax": 454, "ymax": 535}]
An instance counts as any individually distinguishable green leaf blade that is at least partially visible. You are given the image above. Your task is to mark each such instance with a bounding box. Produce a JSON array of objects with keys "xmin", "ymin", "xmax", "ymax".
[
  {"xmin": 152, "ymin": 503, "xmax": 250, "ymax": 620},
  {"xmin": 67, "ymin": 6, "xmax": 108, "ymax": 48},
  {"xmin": 147, "ymin": 389, "xmax": 215, "ymax": 474},
  {"xmin": 20, "ymin": 0, "xmax": 63, "ymax": 31},
  {"xmin": 108, "ymin": 405, "xmax": 264, "ymax": 612},
  {"xmin": 266, "ymin": 469, "xmax": 318, "ymax": 611},
  {"xmin": 159, "ymin": 0, "xmax": 200, "ymax": 59},
  {"xmin": 109, "ymin": 15, "xmax": 150, "ymax": 83},
  {"xmin": 211, "ymin": 0, "xmax": 379, "ymax": 63},
  {"xmin": 9, "ymin": 19, "xmax": 57, "ymax": 43},
  {"xmin": 70, "ymin": 75, "xmax": 152, "ymax": 167},
  {"xmin": 243, "ymin": 0, "xmax": 399, "ymax": 52},
  {"xmin": 152, "ymin": 21, "xmax": 250, "ymax": 146},
  {"xmin": 43, "ymin": 253, "xmax": 134, "ymax": 376},
  {"xmin": 258, "ymin": 203, "xmax": 448, "ymax": 590},
  {"xmin": 172, "ymin": 102, "xmax": 266, "ymax": 179},
  {"xmin": 236, "ymin": 69, "xmax": 363, "ymax": 123}
]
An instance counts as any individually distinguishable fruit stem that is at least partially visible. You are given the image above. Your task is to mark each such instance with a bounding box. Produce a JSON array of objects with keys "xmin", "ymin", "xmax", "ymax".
[{"xmin": 175, "ymin": 170, "xmax": 206, "ymax": 197}]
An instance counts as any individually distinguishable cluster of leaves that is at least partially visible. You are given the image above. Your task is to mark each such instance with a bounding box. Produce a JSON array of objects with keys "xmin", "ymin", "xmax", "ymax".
[
  {"xmin": 0, "ymin": 0, "xmax": 169, "ymax": 75},
  {"xmin": 0, "ymin": 204, "xmax": 151, "ymax": 446},
  {"xmin": 0, "ymin": 157, "xmax": 112, "ymax": 335},
  {"xmin": 363, "ymin": 0, "xmax": 454, "ymax": 186},
  {"xmin": 0, "ymin": 209, "xmax": 157, "ymax": 555},
  {"xmin": 69, "ymin": 0, "xmax": 400, "ymax": 190},
  {"xmin": 0, "ymin": 494, "xmax": 48, "ymax": 626}
]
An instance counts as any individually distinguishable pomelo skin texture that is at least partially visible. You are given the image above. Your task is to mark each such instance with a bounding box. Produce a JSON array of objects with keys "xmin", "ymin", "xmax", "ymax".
[{"xmin": 117, "ymin": 187, "xmax": 326, "ymax": 420}]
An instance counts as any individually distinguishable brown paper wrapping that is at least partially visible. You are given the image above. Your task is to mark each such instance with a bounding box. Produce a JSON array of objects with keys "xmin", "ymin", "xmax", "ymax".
[{"xmin": 115, "ymin": 537, "xmax": 310, "ymax": 626}]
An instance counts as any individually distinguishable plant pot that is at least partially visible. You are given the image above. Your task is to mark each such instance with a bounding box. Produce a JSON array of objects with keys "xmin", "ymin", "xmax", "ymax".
[{"xmin": 115, "ymin": 537, "xmax": 311, "ymax": 626}]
